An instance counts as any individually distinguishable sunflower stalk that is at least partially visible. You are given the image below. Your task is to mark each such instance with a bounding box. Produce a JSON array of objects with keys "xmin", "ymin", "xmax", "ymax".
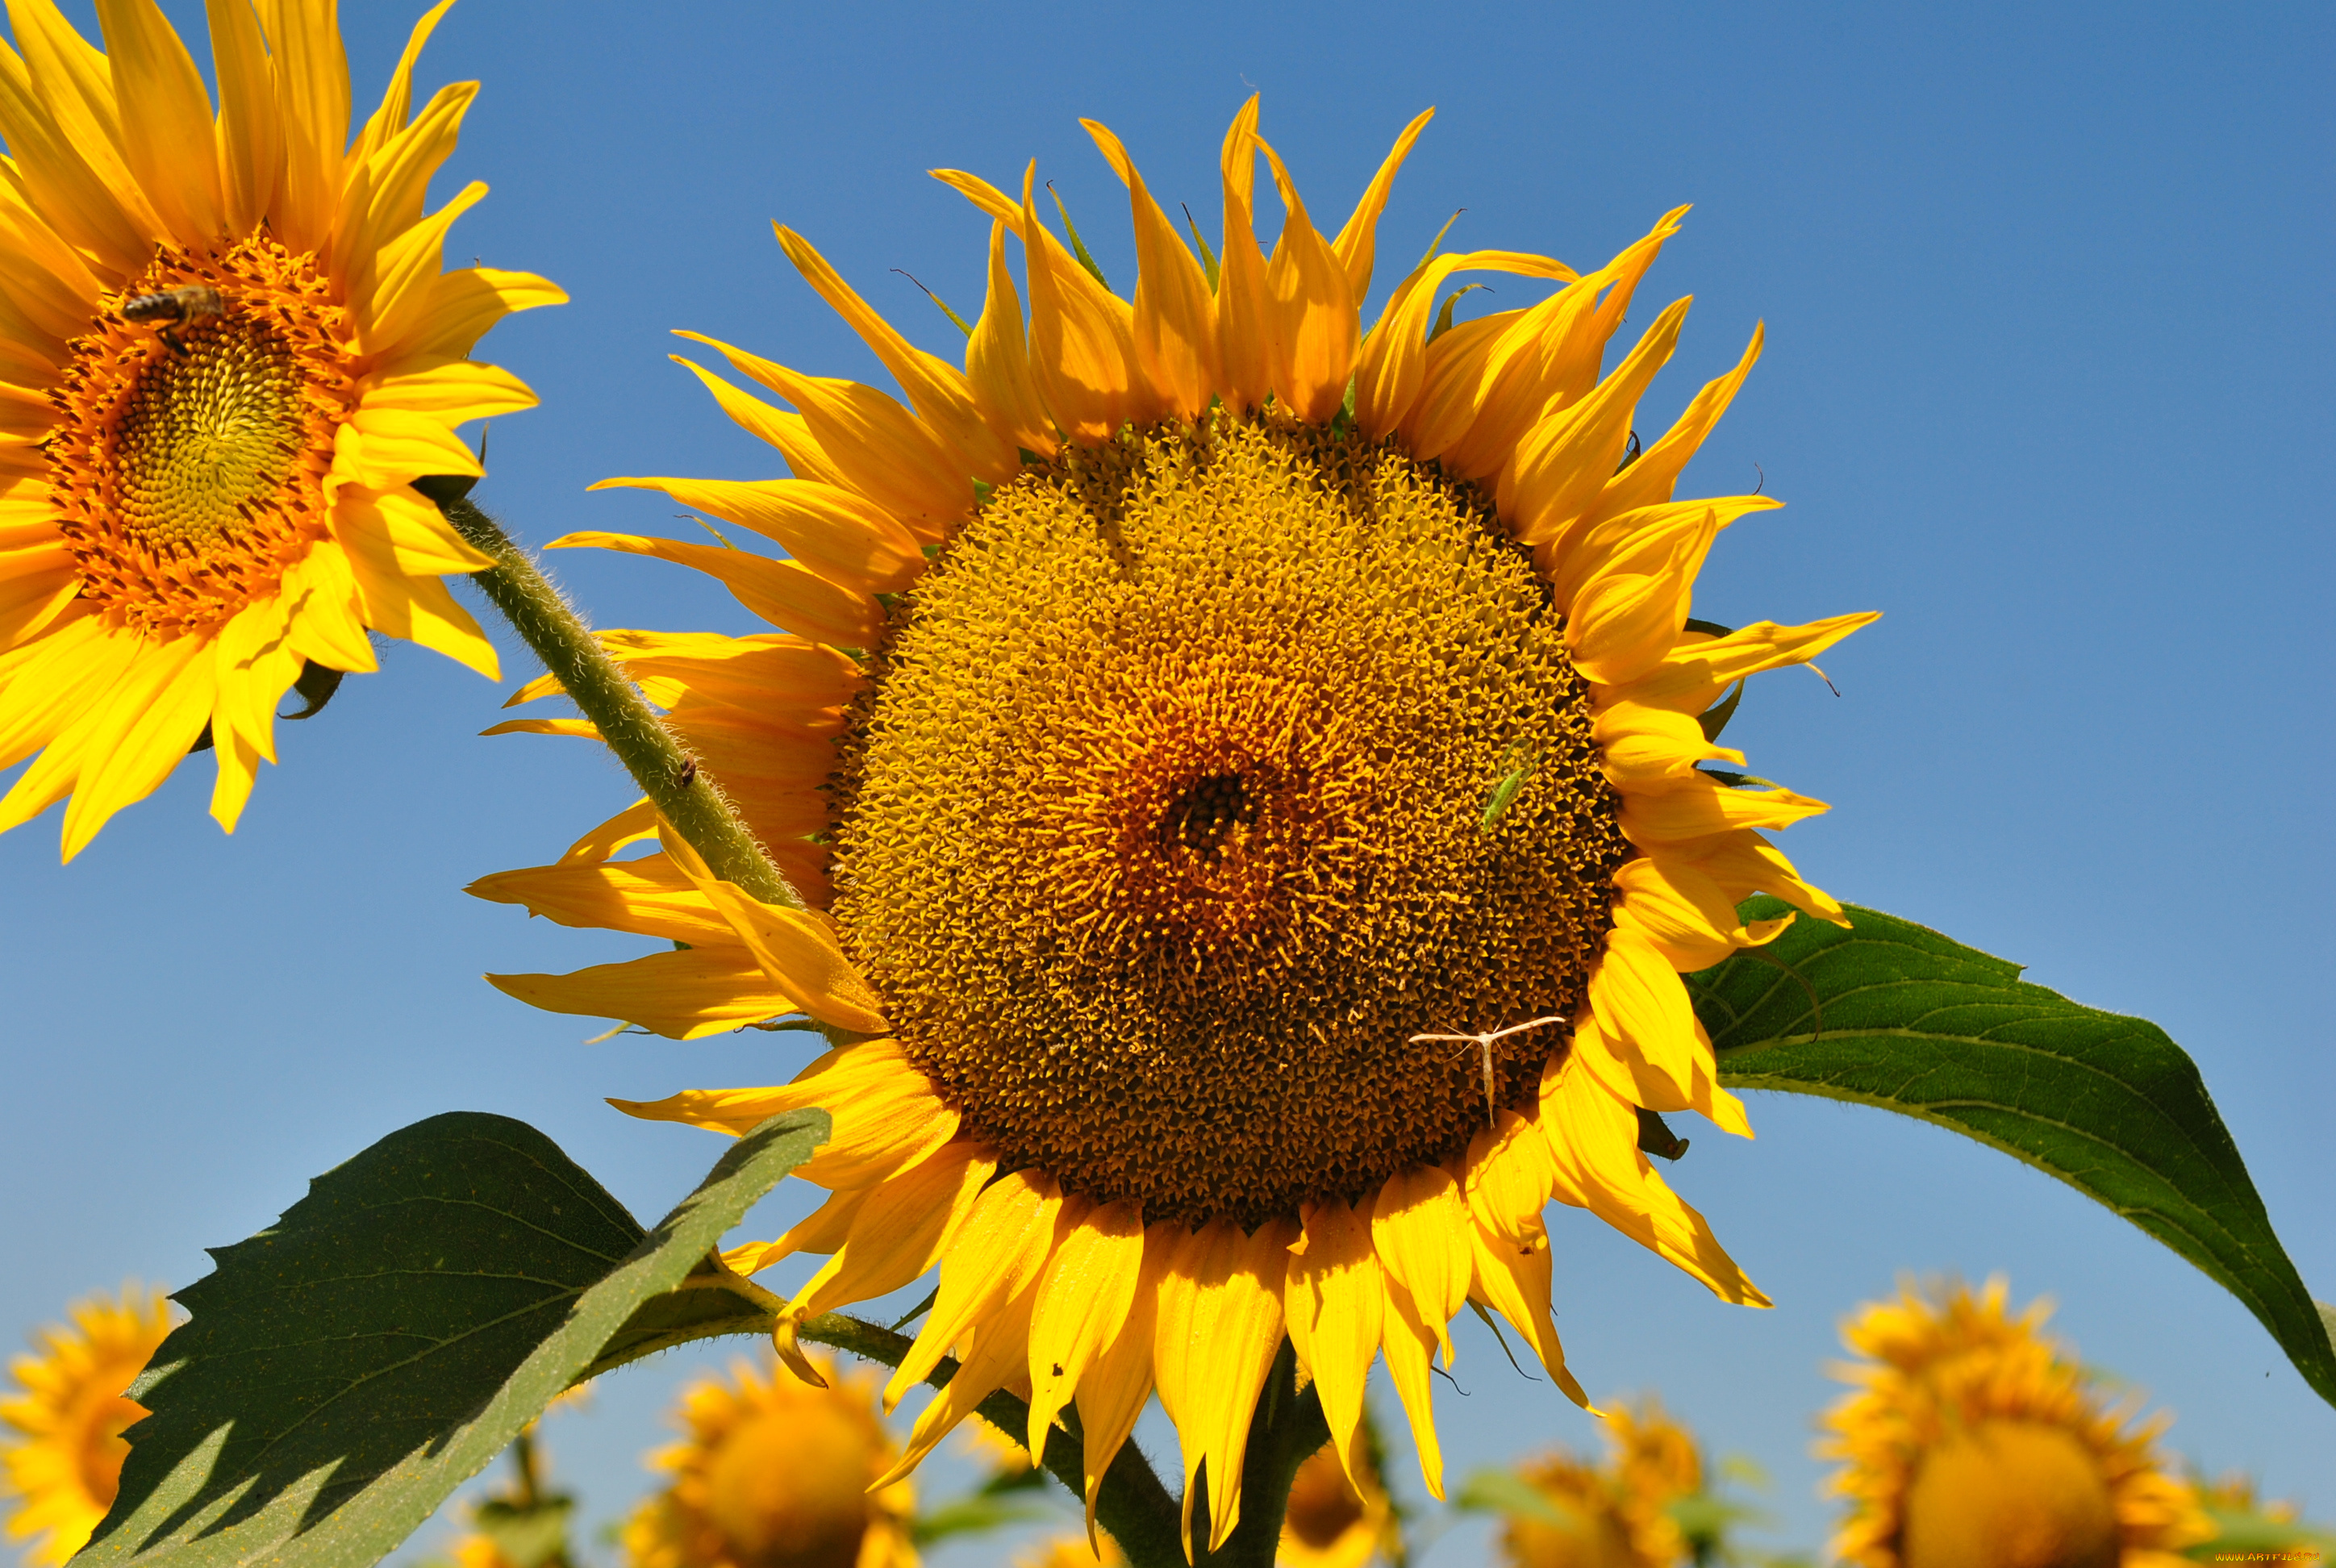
[{"xmin": 428, "ymin": 486, "xmax": 805, "ymax": 912}]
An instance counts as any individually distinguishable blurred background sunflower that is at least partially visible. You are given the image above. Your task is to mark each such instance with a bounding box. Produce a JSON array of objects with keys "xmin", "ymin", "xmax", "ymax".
[{"xmin": 0, "ymin": 1284, "xmax": 169, "ymax": 1567}]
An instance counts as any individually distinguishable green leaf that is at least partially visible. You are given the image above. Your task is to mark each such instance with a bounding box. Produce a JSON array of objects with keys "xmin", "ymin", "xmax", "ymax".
[
  {"xmin": 81, "ymin": 1109, "xmax": 828, "ymax": 1568},
  {"xmin": 1692, "ymin": 901, "xmax": 2336, "ymax": 1409}
]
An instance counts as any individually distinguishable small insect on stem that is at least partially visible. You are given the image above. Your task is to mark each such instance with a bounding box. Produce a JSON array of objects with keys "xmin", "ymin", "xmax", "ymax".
[
  {"xmin": 675, "ymin": 757, "xmax": 698, "ymax": 789},
  {"xmin": 1408, "ymin": 1015, "xmax": 1567, "ymax": 1130},
  {"xmin": 122, "ymin": 284, "xmax": 223, "ymax": 358}
]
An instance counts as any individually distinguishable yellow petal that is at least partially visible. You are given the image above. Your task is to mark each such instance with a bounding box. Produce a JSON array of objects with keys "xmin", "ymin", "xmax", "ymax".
[
  {"xmin": 363, "ymin": 179, "xmax": 493, "ymax": 354},
  {"xmin": 728, "ymin": 1183, "xmax": 871, "ymax": 1274},
  {"xmin": 363, "ymin": 357, "xmax": 536, "ymax": 423},
  {"xmin": 550, "ymin": 531, "xmax": 882, "ymax": 650},
  {"xmin": 55, "ymin": 633, "xmax": 212, "ymax": 860},
  {"xmin": 589, "ymin": 476, "xmax": 920, "ymax": 594},
  {"xmin": 775, "ymin": 223, "xmax": 1015, "ymax": 484},
  {"xmin": 484, "ymin": 945, "xmax": 796, "ymax": 1041},
  {"xmin": 1213, "ymin": 96, "xmax": 1274, "ymax": 414},
  {"xmin": 465, "ymin": 852, "xmax": 740, "ymax": 945},
  {"xmin": 348, "ymin": 0, "xmax": 456, "ymax": 165},
  {"xmin": 1285, "ymin": 1197, "xmax": 1383, "ymax": 1491},
  {"xmin": 1460, "ymin": 1186, "xmax": 1589, "ymax": 1407},
  {"xmin": 1586, "ymin": 925, "xmax": 1700, "ymax": 1105},
  {"xmin": 657, "ymin": 826, "xmax": 888, "ymax": 1032},
  {"xmin": 1330, "ymin": 106, "xmax": 1435, "ymax": 299},
  {"xmin": 1544, "ymin": 495, "xmax": 1781, "ymax": 617},
  {"xmin": 95, "ymin": 0, "xmax": 223, "ymax": 242},
  {"xmin": 1509, "ymin": 297, "xmax": 1691, "ymax": 546},
  {"xmin": 1369, "ymin": 1163, "xmax": 1470, "ymax": 1365},
  {"xmin": 1618, "ymin": 772, "xmax": 1830, "ymax": 846},
  {"xmin": 340, "ymin": 405, "xmax": 482, "ymax": 488},
  {"xmin": 1152, "ymin": 1216, "xmax": 1293, "ymax": 1555},
  {"xmin": 1250, "ymin": 133, "xmax": 1358, "ymax": 424},
  {"xmin": 875, "ymin": 1279, "xmax": 1041, "ymax": 1487},
  {"xmin": 682, "ymin": 333, "xmax": 969, "ymax": 538},
  {"xmin": 1594, "ymin": 699, "xmax": 1743, "ymax": 792},
  {"xmin": 1074, "ymin": 1226, "xmax": 1170, "ymax": 1541},
  {"xmin": 1024, "ymin": 1198, "xmax": 1145, "ymax": 1462},
  {"xmin": 376, "ymin": 266, "xmax": 567, "ymax": 365},
  {"xmin": 1566, "ymin": 509, "xmax": 1717, "ymax": 687},
  {"xmin": 1537, "ymin": 1054, "xmax": 1767, "ymax": 1306},
  {"xmin": 1578, "ymin": 323, "xmax": 1764, "ymax": 535},
  {"xmin": 1352, "ymin": 249, "xmax": 1574, "ymax": 439},
  {"xmin": 965, "ymin": 219, "xmax": 1055, "ymax": 457},
  {"xmin": 666, "ymin": 356, "xmax": 854, "ymax": 487},
  {"xmin": 278, "ymin": 544, "xmax": 378, "ymax": 673},
  {"xmin": 205, "ymin": 0, "xmax": 279, "ymax": 235},
  {"xmin": 1376, "ymin": 1264, "xmax": 1446, "ymax": 1500},
  {"xmin": 252, "ymin": 0, "xmax": 348, "ymax": 253},
  {"xmin": 1604, "ymin": 612, "xmax": 1881, "ymax": 714},
  {"xmin": 613, "ymin": 1040, "xmax": 959, "ymax": 1190},
  {"xmin": 886, "ymin": 1170, "xmax": 1064, "ymax": 1405},
  {"xmin": 1016, "ymin": 161, "xmax": 1146, "ymax": 444},
  {"xmin": 781, "ymin": 1141, "xmax": 998, "ymax": 1327},
  {"xmin": 1083, "ymin": 119, "xmax": 1220, "ymax": 420},
  {"xmin": 1670, "ymin": 828, "xmax": 1849, "ymax": 927}
]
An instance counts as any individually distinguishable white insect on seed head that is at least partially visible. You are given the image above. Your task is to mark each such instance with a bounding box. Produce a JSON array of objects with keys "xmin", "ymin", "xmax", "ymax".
[{"xmin": 1408, "ymin": 1014, "xmax": 1568, "ymax": 1130}]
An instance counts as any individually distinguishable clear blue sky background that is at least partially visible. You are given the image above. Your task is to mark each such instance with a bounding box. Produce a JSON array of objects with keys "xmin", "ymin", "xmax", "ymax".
[{"xmin": 3, "ymin": 2, "xmax": 2330, "ymax": 1562}]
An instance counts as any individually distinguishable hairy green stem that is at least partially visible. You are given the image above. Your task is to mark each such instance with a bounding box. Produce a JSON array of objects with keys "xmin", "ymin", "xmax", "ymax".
[{"xmin": 429, "ymin": 486, "xmax": 802, "ymax": 911}]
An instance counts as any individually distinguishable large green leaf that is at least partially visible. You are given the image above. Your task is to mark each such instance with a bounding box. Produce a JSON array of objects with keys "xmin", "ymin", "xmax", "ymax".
[
  {"xmin": 1692, "ymin": 899, "xmax": 2336, "ymax": 1408},
  {"xmin": 80, "ymin": 1109, "xmax": 826, "ymax": 1568}
]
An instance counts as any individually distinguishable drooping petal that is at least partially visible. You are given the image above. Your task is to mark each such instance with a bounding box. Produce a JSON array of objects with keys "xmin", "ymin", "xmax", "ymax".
[
  {"xmin": 1024, "ymin": 1197, "xmax": 1145, "ymax": 1462},
  {"xmin": 1284, "ymin": 1197, "xmax": 1383, "ymax": 1491}
]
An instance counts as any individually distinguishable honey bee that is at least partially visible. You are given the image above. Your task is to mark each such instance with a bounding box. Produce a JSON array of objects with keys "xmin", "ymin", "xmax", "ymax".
[{"xmin": 122, "ymin": 285, "xmax": 224, "ymax": 357}]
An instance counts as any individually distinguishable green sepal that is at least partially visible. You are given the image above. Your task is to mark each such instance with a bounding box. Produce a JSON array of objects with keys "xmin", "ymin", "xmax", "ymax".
[
  {"xmin": 1692, "ymin": 900, "xmax": 2336, "ymax": 1410},
  {"xmin": 80, "ymin": 1108, "xmax": 827, "ymax": 1568},
  {"xmin": 1047, "ymin": 183, "xmax": 1109, "ymax": 290}
]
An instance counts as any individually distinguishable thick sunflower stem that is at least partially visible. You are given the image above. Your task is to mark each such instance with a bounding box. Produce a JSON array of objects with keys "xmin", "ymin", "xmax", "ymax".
[{"xmin": 428, "ymin": 487, "xmax": 803, "ymax": 911}]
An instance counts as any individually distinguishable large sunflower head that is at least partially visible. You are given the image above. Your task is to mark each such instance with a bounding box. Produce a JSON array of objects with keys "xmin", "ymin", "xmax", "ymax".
[
  {"xmin": 0, "ymin": 0, "xmax": 562, "ymax": 859},
  {"xmin": 1, "ymin": 1282, "xmax": 173, "ymax": 1567},
  {"xmin": 1819, "ymin": 1277, "xmax": 2212, "ymax": 1568},
  {"xmin": 621, "ymin": 1352, "xmax": 916, "ymax": 1568},
  {"xmin": 473, "ymin": 100, "xmax": 1876, "ymax": 1553}
]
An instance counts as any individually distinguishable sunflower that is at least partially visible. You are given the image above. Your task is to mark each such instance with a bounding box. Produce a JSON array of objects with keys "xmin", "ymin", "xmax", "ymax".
[
  {"xmin": 1279, "ymin": 1441, "xmax": 1393, "ymax": 1568},
  {"xmin": 1819, "ymin": 1278, "xmax": 2211, "ymax": 1568},
  {"xmin": 621, "ymin": 1351, "xmax": 917, "ymax": 1568},
  {"xmin": 1, "ymin": 1283, "xmax": 173, "ymax": 1567},
  {"xmin": 0, "ymin": 0, "xmax": 561, "ymax": 860},
  {"xmin": 471, "ymin": 101, "xmax": 1876, "ymax": 1551},
  {"xmin": 1497, "ymin": 1399, "xmax": 1700, "ymax": 1568}
]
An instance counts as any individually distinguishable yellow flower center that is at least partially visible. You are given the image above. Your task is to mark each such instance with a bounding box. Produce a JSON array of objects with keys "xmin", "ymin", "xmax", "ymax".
[
  {"xmin": 832, "ymin": 412, "xmax": 1626, "ymax": 1223},
  {"xmin": 1900, "ymin": 1420, "xmax": 2121, "ymax": 1568},
  {"xmin": 47, "ymin": 236, "xmax": 357, "ymax": 637},
  {"xmin": 703, "ymin": 1406, "xmax": 876, "ymax": 1568}
]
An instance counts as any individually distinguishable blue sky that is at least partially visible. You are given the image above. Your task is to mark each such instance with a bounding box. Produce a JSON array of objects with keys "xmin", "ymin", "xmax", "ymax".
[{"xmin": 2, "ymin": 0, "xmax": 2330, "ymax": 1561}]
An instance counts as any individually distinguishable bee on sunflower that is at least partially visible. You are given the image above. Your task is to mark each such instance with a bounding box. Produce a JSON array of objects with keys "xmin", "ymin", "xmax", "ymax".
[
  {"xmin": 1819, "ymin": 1277, "xmax": 2210, "ymax": 1568},
  {"xmin": 1, "ymin": 1284, "xmax": 172, "ymax": 1566},
  {"xmin": 471, "ymin": 99, "xmax": 1876, "ymax": 1553},
  {"xmin": 0, "ymin": 0, "xmax": 561, "ymax": 859}
]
